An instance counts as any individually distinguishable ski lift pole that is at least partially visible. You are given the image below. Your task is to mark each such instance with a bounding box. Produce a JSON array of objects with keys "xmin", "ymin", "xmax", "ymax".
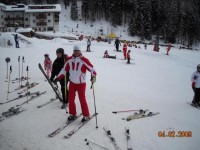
[{"xmin": 7, "ymin": 66, "xmax": 12, "ymax": 100}]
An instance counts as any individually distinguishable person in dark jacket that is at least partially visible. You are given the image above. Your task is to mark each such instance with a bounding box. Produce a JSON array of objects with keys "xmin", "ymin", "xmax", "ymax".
[
  {"xmin": 50, "ymin": 48, "xmax": 69, "ymax": 109},
  {"xmin": 114, "ymin": 38, "xmax": 121, "ymax": 51},
  {"xmin": 14, "ymin": 34, "xmax": 19, "ymax": 48}
]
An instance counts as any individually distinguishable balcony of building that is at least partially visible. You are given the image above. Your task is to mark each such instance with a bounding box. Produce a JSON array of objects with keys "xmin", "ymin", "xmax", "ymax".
[
  {"xmin": 5, "ymin": 17, "xmax": 24, "ymax": 21},
  {"xmin": 6, "ymin": 24, "xmax": 24, "ymax": 27},
  {"xmin": 36, "ymin": 22, "xmax": 47, "ymax": 26}
]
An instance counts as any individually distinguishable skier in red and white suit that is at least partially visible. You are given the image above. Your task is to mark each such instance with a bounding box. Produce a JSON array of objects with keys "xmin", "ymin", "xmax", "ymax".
[
  {"xmin": 123, "ymin": 42, "xmax": 128, "ymax": 59},
  {"xmin": 55, "ymin": 45, "xmax": 97, "ymax": 122}
]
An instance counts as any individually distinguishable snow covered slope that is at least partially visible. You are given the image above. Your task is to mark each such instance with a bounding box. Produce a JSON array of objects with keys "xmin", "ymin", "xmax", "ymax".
[{"xmin": 0, "ymin": 33, "xmax": 200, "ymax": 150}]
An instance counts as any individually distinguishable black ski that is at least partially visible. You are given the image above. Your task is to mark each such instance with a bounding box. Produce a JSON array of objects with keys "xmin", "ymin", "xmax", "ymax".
[
  {"xmin": 64, "ymin": 113, "xmax": 98, "ymax": 139},
  {"xmin": 125, "ymin": 127, "xmax": 133, "ymax": 150},
  {"xmin": 0, "ymin": 91, "xmax": 40, "ymax": 105},
  {"xmin": 17, "ymin": 82, "xmax": 39, "ymax": 94},
  {"xmin": 12, "ymin": 77, "xmax": 30, "ymax": 84},
  {"xmin": 0, "ymin": 107, "xmax": 27, "ymax": 122},
  {"xmin": 37, "ymin": 98, "xmax": 58, "ymax": 108},
  {"xmin": 186, "ymin": 102, "xmax": 200, "ymax": 110},
  {"xmin": 38, "ymin": 63, "xmax": 62, "ymax": 102},
  {"xmin": 48, "ymin": 113, "xmax": 82, "ymax": 137},
  {"xmin": 16, "ymin": 91, "xmax": 46, "ymax": 107},
  {"xmin": 103, "ymin": 127, "xmax": 121, "ymax": 150}
]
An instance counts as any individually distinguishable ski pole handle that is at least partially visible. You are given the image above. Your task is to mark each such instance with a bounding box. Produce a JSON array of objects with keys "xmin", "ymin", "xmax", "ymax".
[
  {"xmin": 10, "ymin": 66, "xmax": 12, "ymax": 73},
  {"xmin": 26, "ymin": 66, "xmax": 29, "ymax": 71},
  {"xmin": 18, "ymin": 56, "xmax": 20, "ymax": 62},
  {"xmin": 22, "ymin": 56, "xmax": 24, "ymax": 63},
  {"xmin": 90, "ymin": 83, "xmax": 93, "ymax": 89}
]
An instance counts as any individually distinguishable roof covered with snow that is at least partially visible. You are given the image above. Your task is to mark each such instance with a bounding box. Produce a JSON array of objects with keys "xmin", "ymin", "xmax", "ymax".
[
  {"xmin": 16, "ymin": 28, "xmax": 34, "ymax": 33},
  {"xmin": 4, "ymin": 4, "xmax": 61, "ymax": 13},
  {"xmin": 26, "ymin": 4, "xmax": 61, "ymax": 13}
]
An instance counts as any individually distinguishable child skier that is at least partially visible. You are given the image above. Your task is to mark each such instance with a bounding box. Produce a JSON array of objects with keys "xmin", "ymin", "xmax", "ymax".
[
  {"xmin": 123, "ymin": 41, "xmax": 128, "ymax": 59},
  {"xmin": 103, "ymin": 50, "xmax": 116, "ymax": 59},
  {"xmin": 166, "ymin": 43, "xmax": 172, "ymax": 55},
  {"xmin": 44, "ymin": 54, "xmax": 52, "ymax": 78},
  {"xmin": 127, "ymin": 50, "xmax": 131, "ymax": 64}
]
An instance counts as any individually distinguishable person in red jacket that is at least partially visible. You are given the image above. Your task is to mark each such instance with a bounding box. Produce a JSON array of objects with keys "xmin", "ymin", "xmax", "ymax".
[
  {"xmin": 44, "ymin": 54, "xmax": 52, "ymax": 78},
  {"xmin": 166, "ymin": 43, "xmax": 172, "ymax": 55},
  {"xmin": 123, "ymin": 41, "xmax": 128, "ymax": 59},
  {"xmin": 54, "ymin": 45, "xmax": 97, "ymax": 122}
]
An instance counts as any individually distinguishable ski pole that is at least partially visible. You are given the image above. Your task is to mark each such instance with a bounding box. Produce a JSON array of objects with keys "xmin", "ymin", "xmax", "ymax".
[
  {"xmin": 85, "ymin": 138, "xmax": 109, "ymax": 150},
  {"xmin": 91, "ymin": 83, "xmax": 98, "ymax": 128},
  {"xmin": 18, "ymin": 56, "xmax": 21, "ymax": 86},
  {"xmin": 5, "ymin": 57, "xmax": 11, "ymax": 79},
  {"xmin": 26, "ymin": 66, "xmax": 29, "ymax": 103},
  {"xmin": 85, "ymin": 141, "xmax": 93, "ymax": 150},
  {"xmin": 21, "ymin": 56, "xmax": 24, "ymax": 78},
  {"xmin": 7, "ymin": 66, "xmax": 12, "ymax": 100},
  {"xmin": 112, "ymin": 109, "xmax": 143, "ymax": 114}
]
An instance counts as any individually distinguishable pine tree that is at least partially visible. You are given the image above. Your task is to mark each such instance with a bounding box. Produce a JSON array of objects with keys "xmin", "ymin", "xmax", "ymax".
[
  {"xmin": 81, "ymin": 0, "xmax": 89, "ymax": 24},
  {"xmin": 71, "ymin": 0, "xmax": 78, "ymax": 21}
]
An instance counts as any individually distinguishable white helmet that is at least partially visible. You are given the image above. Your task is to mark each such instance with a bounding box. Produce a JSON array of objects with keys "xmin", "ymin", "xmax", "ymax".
[{"xmin": 73, "ymin": 45, "xmax": 81, "ymax": 51}]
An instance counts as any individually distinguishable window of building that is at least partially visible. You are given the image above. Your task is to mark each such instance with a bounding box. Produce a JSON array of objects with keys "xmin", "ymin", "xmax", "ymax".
[
  {"xmin": 33, "ymin": 13, "xmax": 35, "ymax": 16},
  {"xmin": 43, "ymin": 28, "xmax": 46, "ymax": 31},
  {"xmin": 1, "ymin": 15, "xmax": 3, "ymax": 19},
  {"xmin": 47, "ymin": 27, "xmax": 53, "ymax": 31},
  {"xmin": 25, "ymin": 18, "xmax": 28, "ymax": 21},
  {"xmin": 48, "ymin": 20, "xmax": 51, "ymax": 23},
  {"xmin": 48, "ymin": 13, "xmax": 50, "ymax": 16},
  {"xmin": 33, "ymin": 20, "xmax": 35, "ymax": 23},
  {"xmin": 2, "ymin": 22, "xmax": 3, "ymax": 25}
]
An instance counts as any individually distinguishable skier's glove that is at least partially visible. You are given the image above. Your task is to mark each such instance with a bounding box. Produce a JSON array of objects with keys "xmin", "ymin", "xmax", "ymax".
[
  {"xmin": 91, "ymin": 76, "xmax": 96, "ymax": 83},
  {"xmin": 53, "ymin": 78, "xmax": 58, "ymax": 84}
]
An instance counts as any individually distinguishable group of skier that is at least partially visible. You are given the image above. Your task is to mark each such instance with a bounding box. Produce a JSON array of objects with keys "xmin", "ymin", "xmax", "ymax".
[{"xmin": 43, "ymin": 45, "xmax": 96, "ymax": 123}]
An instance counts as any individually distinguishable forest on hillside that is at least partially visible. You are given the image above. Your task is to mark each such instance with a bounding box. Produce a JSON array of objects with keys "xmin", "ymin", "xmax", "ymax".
[{"xmin": 1, "ymin": 0, "xmax": 200, "ymax": 46}]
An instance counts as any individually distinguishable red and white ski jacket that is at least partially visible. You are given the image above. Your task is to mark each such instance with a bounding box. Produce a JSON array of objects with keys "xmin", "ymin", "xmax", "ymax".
[
  {"xmin": 191, "ymin": 71, "xmax": 200, "ymax": 88},
  {"xmin": 57, "ymin": 55, "xmax": 97, "ymax": 84},
  {"xmin": 44, "ymin": 58, "xmax": 52, "ymax": 70}
]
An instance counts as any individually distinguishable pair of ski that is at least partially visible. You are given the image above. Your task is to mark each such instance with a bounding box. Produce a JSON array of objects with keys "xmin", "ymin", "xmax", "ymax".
[
  {"xmin": 122, "ymin": 109, "xmax": 159, "ymax": 121},
  {"xmin": 186, "ymin": 102, "xmax": 200, "ymax": 110},
  {"xmin": 17, "ymin": 82, "xmax": 39, "ymax": 94},
  {"xmin": 0, "ymin": 91, "xmax": 41, "ymax": 105},
  {"xmin": 103, "ymin": 127, "xmax": 132, "ymax": 150},
  {"xmin": 37, "ymin": 97, "xmax": 58, "ymax": 108},
  {"xmin": 16, "ymin": 91, "xmax": 46, "ymax": 107},
  {"xmin": 38, "ymin": 63, "xmax": 63, "ymax": 102},
  {"xmin": 0, "ymin": 107, "xmax": 27, "ymax": 122},
  {"xmin": 48, "ymin": 113, "xmax": 98, "ymax": 138}
]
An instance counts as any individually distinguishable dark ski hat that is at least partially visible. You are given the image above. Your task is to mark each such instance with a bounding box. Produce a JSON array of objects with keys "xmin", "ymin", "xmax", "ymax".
[
  {"xmin": 56, "ymin": 48, "xmax": 64, "ymax": 55},
  {"xmin": 44, "ymin": 54, "xmax": 49, "ymax": 57}
]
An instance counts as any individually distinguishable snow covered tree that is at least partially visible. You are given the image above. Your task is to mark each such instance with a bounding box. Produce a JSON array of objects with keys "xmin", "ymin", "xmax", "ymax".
[
  {"xmin": 70, "ymin": 0, "xmax": 78, "ymax": 21},
  {"xmin": 81, "ymin": 0, "xmax": 89, "ymax": 24}
]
